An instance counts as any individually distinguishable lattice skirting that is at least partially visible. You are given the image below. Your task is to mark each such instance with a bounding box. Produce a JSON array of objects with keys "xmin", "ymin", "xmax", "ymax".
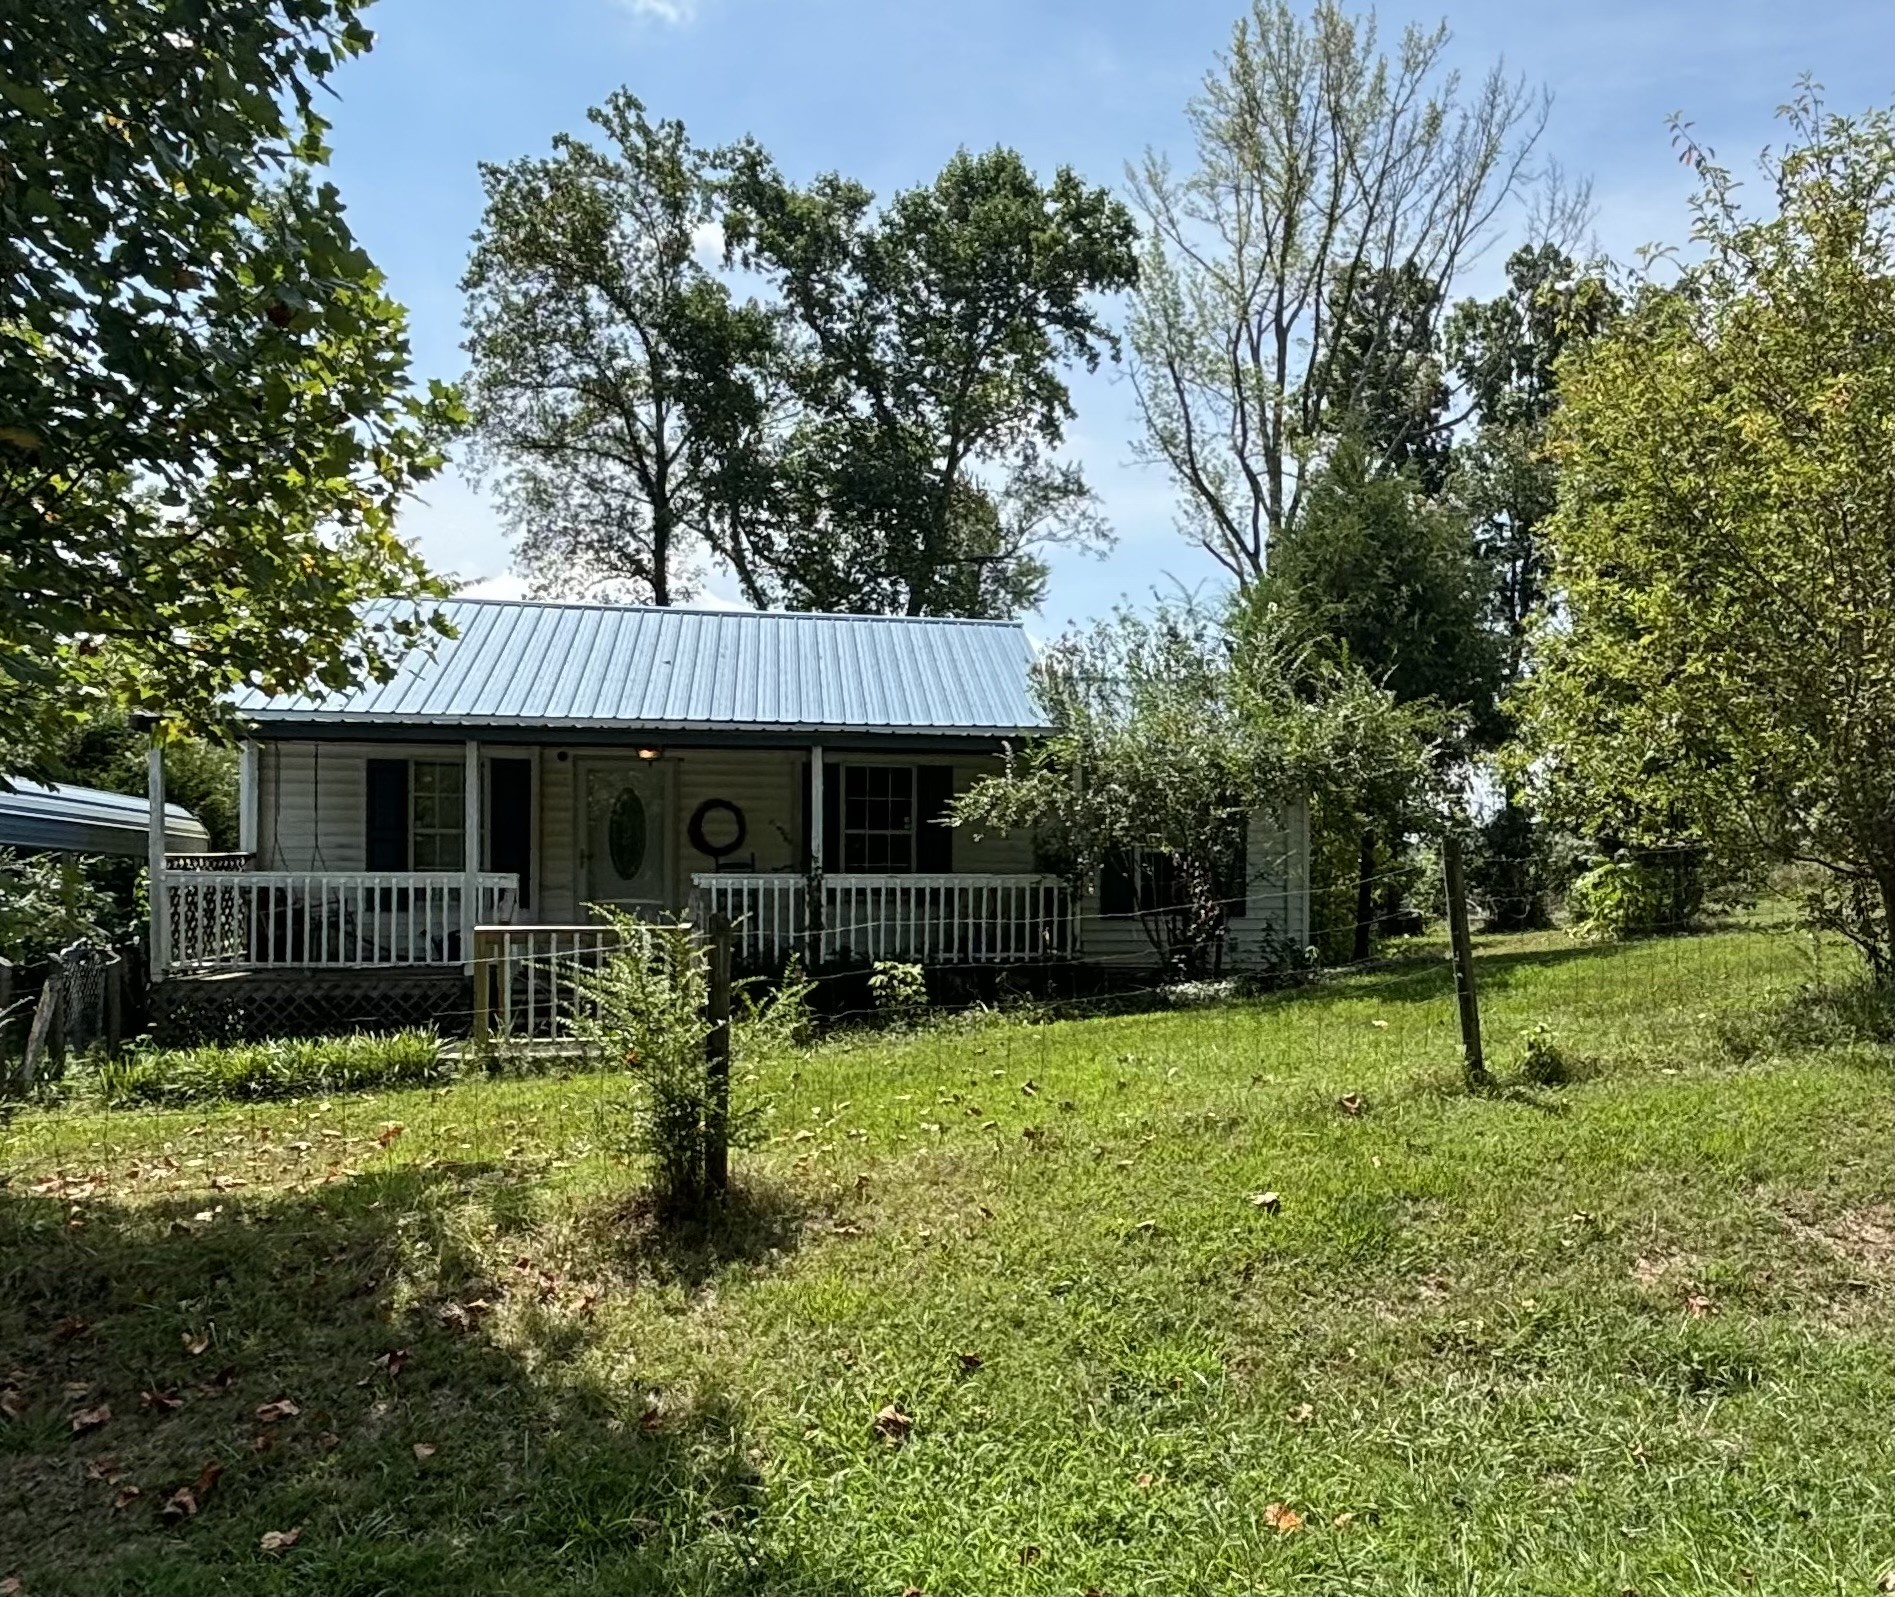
[{"xmin": 152, "ymin": 970, "xmax": 473, "ymax": 1045}]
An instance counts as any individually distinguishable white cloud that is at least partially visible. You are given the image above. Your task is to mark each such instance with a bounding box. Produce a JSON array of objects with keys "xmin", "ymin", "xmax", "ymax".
[{"xmin": 617, "ymin": 0, "xmax": 697, "ymax": 23}]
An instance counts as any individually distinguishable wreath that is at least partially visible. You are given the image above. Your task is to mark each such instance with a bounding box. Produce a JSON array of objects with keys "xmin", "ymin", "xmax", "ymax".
[{"xmin": 687, "ymin": 797, "xmax": 747, "ymax": 859}]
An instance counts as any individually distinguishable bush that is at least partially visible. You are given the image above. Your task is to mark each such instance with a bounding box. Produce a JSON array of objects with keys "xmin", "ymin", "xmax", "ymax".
[
  {"xmin": 97, "ymin": 1030, "xmax": 446, "ymax": 1106},
  {"xmin": 868, "ymin": 961, "xmax": 928, "ymax": 1026},
  {"xmin": 573, "ymin": 913, "xmax": 768, "ymax": 1219},
  {"xmin": 1565, "ymin": 849, "xmax": 1706, "ymax": 940}
]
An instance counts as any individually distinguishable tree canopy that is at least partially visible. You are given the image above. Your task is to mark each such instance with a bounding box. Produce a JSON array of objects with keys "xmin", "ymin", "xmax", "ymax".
[
  {"xmin": 1521, "ymin": 89, "xmax": 1894, "ymax": 976},
  {"xmin": 0, "ymin": 0, "xmax": 459, "ymax": 765}
]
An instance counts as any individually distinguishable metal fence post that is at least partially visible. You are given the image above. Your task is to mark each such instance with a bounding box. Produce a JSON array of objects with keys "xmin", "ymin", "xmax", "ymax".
[{"xmin": 1442, "ymin": 831, "xmax": 1490, "ymax": 1089}]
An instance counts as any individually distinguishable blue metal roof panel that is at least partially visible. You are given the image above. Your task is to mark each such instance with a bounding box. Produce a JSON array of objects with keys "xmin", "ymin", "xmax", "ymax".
[
  {"xmin": 232, "ymin": 599, "xmax": 1050, "ymax": 736},
  {"xmin": 0, "ymin": 780, "xmax": 211, "ymax": 857}
]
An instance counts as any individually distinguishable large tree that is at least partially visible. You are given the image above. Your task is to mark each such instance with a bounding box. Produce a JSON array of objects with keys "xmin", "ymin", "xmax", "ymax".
[
  {"xmin": 1523, "ymin": 90, "xmax": 1894, "ymax": 977},
  {"xmin": 461, "ymin": 92, "xmax": 778, "ymax": 607},
  {"xmin": 721, "ymin": 145, "xmax": 1141, "ymax": 616},
  {"xmin": 0, "ymin": 0, "xmax": 458, "ymax": 765},
  {"xmin": 1126, "ymin": 0, "xmax": 1560, "ymax": 582}
]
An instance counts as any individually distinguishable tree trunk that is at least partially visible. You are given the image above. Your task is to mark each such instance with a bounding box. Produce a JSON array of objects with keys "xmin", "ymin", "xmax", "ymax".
[{"xmin": 1352, "ymin": 829, "xmax": 1375, "ymax": 963}]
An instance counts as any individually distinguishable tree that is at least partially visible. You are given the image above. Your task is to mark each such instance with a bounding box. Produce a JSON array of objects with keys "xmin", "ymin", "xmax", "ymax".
[
  {"xmin": 722, "ymin": 145, "xmax": 1141, "ymax": 616},
  {"xmin": 1326, "ymin": 261, "xmax": 1452, "ymax": 495},
  {"xmin": 1126, "ymin": 0, "xmax": 1559, "ymax": 582},
  {"xmin": 952, "ymin": 601, "xmax": 1435, "ymax": 975},
  {"xmin": 1260, "ymin": 436, "xmax": 1501, "ymax": 953},
  {"xmin": 1445, "ymin": 244, "xmax": 1616, "ymax": 929},
  {"xmin": 461, "ymin": 92, "xmax": 779, "ymax": 607},
  {"xmin": 0, "ymin": 1, "xmax": 460, "ymax": 766},
  {"xmin": 1522, "ymin": 89, "xmax": 1894, "ymax": 977}
]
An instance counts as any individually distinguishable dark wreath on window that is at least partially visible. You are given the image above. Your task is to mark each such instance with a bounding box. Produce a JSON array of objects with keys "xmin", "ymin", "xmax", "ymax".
[{"xmin": 686, "ymin": 797, "xmax": 748, "ymax": 859}]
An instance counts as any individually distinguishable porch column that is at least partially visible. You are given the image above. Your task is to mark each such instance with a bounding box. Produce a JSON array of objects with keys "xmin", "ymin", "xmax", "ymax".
[
  {"xmin": 237, "ymin": 738, "xmax": 259, "ymax": 857},
  {"xmin": 147, "ymin": 742, "xmax": 169, "ymax": 981},
  {"xmin": 462, "ymin": 738, "xmax": 481, "ymax": 972},
  {"xmin": 807, "ymin": 744, "xmax": 824, "ymax": 968}
]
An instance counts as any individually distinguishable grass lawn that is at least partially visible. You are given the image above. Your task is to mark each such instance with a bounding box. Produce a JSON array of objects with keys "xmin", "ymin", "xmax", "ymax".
[{"xmin": 1, "ymin": 924, "xmax": 1889, "ymax": 1595}]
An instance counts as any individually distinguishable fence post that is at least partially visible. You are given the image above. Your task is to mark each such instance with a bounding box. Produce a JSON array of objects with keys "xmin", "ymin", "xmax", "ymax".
[
  {"xmin": 1442, "ymin": 831, "xmax": 1490, "ymax": 1089},
  {"xmin": 105, "ymin": 952, "xmax": 125, "ymax": 1056},
  {"xmin": 705, "ymin": 912, "xmax": 733, "ymax": 1198},
  {"xmin": 22, "ymin": 968, "xmax": 61, "ymax": 1089},
  {"xmin": 0, "ymin": 957, "xmax": 13, "ymax": 1073},
  {"xmin": 471, "ymin": 928, "xmax": 493, "ymax": 1051}
]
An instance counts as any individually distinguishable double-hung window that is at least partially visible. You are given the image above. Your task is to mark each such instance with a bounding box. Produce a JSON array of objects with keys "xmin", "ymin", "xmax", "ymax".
[
  {"xmin": 842, "ymin": 764, "xmax": 915, "ymax": 872},
  {"xmin": 409, "ymin": 761, "xmax": 465, "ymax": 870}
]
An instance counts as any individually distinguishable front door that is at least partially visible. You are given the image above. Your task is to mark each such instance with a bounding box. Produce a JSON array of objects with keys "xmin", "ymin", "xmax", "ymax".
[{"xmin": 580, "ymin": 762, "xmax": 669, "ymax": 918}]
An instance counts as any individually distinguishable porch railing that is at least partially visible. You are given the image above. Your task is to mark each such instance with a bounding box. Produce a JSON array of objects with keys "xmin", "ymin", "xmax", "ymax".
[
  {"xmin": 164, "ymin": 871, "xmax": 518, "ymax": 974},
  {"xmin": 690, "ymin": 872, "xmax": 1075, "ymax": 966},
  {"xmin": 472, "ymin": 923, "xmax": 618, "ymax": 1044}
]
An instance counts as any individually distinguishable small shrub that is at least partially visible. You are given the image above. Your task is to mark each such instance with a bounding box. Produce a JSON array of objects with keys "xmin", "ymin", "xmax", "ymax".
[
  {"xmin": 573, "ymin": 913, "xmax": 765, "ymax": 1219},
  {"xmin": 1517, "ymin": 1023, "xmax": 1574, "ymax": 1086},
  {"xmin": 737, "ymin": 954, "xmax": 816, "ymax": 1056},
  {"xmin": 97, "ymin": 1030, "xmax": 446, "ymax": 1106},
  {"xmin": 1566, "ymin": 851, "xmax": 1704, "ymax": 940},
  {"xmin": 868, "ymin": 961, "xmax": 928, "ymax": 1026}
]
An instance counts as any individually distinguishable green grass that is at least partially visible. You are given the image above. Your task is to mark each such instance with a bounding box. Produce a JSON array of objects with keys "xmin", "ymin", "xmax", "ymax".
[{"xmin": 1, "ymin": 925, "xmax": 1889, "ymax": 1596}]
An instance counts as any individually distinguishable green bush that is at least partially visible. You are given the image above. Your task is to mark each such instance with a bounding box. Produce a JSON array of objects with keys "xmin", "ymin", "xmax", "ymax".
[
  {"xmin": 97, "ymin": 1030, "xmax": 446, "ymax": 1106},
  {"xmin": 868, "ymin": 960, "xmax": 928, "ymax": 1025},
  {"xmin": 1565, "ymin": 849, "xmax": 1706, "ymax": 940}
]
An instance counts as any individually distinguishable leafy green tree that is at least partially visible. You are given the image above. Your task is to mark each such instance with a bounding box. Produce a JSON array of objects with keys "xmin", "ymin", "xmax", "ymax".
[
  {"xmin": 1127, "ymin": 0, "xmax": 1562, "ymax": 581},
  {"xmin": 461, "ymin": 91, "xmax": 778, "ymax": 606},
  {"xmin": 722, "ymin": 145, "xmax": 1140, "ymax": 616},
  {"xmin": 1325, "ymin": 261, "xmax": 1453, "ymax": 495},
  {"xmin": 953, "ymin": 601, "xmax": 1435, "ymax": 975},
  {"xmin": 1522, "ymin": 89, "xmax": 1894, "ymax": 977},
  {"xmin": 1259, "ymin": 436, "xmax": 1501, "ymax": 953},
  {"xmin": 0, "ymin": 0, "xmax": 459, "ymax": 766}
]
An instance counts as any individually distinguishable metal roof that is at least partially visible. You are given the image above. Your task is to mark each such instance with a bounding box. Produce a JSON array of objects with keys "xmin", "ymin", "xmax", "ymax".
[
  {"xmin": 0, "ymin": 780, "xmax": 211, "ymax": 857},
  {"xmin": 234, "ymin": 599, "xmax": 1051, "ymax": 738}
]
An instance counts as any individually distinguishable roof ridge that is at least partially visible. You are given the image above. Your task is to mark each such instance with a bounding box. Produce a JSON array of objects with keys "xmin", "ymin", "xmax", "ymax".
[{"xmin": 437, "ymin": 595, "xmax": 1027, "ymax": 628}]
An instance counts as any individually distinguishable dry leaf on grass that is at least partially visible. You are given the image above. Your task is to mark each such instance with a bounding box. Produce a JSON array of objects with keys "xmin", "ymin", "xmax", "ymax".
[
  {"xmin": 2, "ymin": 1575, "xmax": 21, "ymax": 1595},
  {"xmin": 412, "ymin": 1442, "xmax": 437, "ymax": 1460},
  {"xmin": 1249, "ymin": 1190, "xmax": 1282, "ymax": 1215},
  {"xmin": 1287, "ymin": 1402, "xmax": 1314, "ymax": 1424},
  {"xmin": 69, "ymin": 1404, "xmax": 111, "ymax": 1434},
  {"xmin": 1336, "ymin": 1093, "xmax": 1366, "ymax": 1117},
  {"xmin": 181, "ymin": 1331, "xmax": 210, "ymax": 1356},
  {"xmin": 111, "ymin": 1485, "xmax": 142, "ymax": 1512},
  {"xmin": 1263, "ymin": 1502, "xmax": 1305, "ymax": 1535},
  {"xmin": 376, "ymin": 1124, "xmax": 405, "ymax": 1147},
  {"xmin": 254, "ymin": 1398, "xmax": 299, "ymax": 1423},
  {"xmin": 1685, "ymin": 1294, "xmax": 1716, "ymax": 1317},
  {"xmin": 52, "ymin": 1316, "xmax": 90, "ymax": 1343},
  {"xmin": 140, "ymin": 1389, "xmax": 183, "ymax": 1412},
  {"xmin": 259, "ymin": 1527, "xmax": 303, "ymax": 1554},
  {"xmin": 871, "ymin": 1404, "xmax": 914, "ymax": 1445}
]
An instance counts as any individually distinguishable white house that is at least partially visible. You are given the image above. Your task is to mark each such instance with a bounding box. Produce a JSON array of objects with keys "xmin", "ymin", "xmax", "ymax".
[{"xmin": 147, "ymin": 599, "xmax": 1308, "ymax": 1029}]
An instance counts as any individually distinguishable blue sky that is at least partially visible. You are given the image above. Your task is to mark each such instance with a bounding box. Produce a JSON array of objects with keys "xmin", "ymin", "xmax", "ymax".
[{"xmin": 321, "ymin": 0, "xmax": 1891, "ymax": 635}]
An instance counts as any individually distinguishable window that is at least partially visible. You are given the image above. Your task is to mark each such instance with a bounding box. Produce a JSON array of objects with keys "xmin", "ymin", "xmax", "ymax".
[
  {"xmin": 842, "ymin": 764, "xmax": 914, "ymax": 872},
  {"xmin": 410, "ymin": 761, "xmax": 465, "ymax": 870}
]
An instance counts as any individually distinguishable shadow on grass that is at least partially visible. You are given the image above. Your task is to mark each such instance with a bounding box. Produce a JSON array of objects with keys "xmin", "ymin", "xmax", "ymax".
[
  {"xmin": 579, "ymin": 1176, "xmax": 820, "ymax": 1293},
  {"xmin": 1280, "ymin": 935, "xmax": 1672, "ymax": 1009},
  {"xmin": 0, "ymin": 1166, "xmax": 804, "ymax": 1595}
]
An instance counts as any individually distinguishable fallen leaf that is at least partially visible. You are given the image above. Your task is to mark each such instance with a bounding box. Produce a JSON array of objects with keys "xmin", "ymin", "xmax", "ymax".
[
  {"xmin": 871, "ymin": 1403, "xmax": 914, "ymax": 1445},
  {"xmin": 1, "ymin": 1575, "xmax": 21, "ymax": 1596},
  {"xmin": 374, "ymin": 1349, "xmax": 410, "ymax": 1377},
  {"xmin": 140, "ymin": 1389, "xmax": 183, "ymax": 1412},
  {"xmin": 209, "ymin": 1175, "xmax": 245, "ymax": 1191},
  {"xmin": 259, "ymin": 1526, "xmax": 303, "ymax": 1554},
  {"xmin": 1249, "ymin": 1190, "xmax": 1282, "ymax": 1215},
  {"xmin": 69, "ymin": 1404, "xmax": 111, "ymax": 1433},
  {"xmin": 1332, "ymin": 1511, "xmax": 1357, "ymax": 1528},
  {"xmin": 376, "ymin": 1124, "xmax": 405, "ymax": 1148},
  {"xmin": 181, "ymin": 1331, "xmax": 211, "ymax": 1356},
  {"xmin": 412, "ymin": 1442, "xmax": 436, "ymax": 1460},
  {"xmin": 1370, "ymin": 1018, "xmax": 1389, "ymax": 1029},
  {"xmin": 1264, "ymin": 1501, "xmax": 1305, "ymax": 1535},
  {"xmin": 192, "ymin": 1460, "xmax": 224, "ymax": 1497},
  {"xmin": 53, "ymin": 1316, "xmax": 90, "ymax": 1343},
  {"xmin": 317, "ymin": 1431, "xmax": 340, "ymax": 1451},
  {"xmin": 254, "ymin": 1398, "xmax": 299, "ymax": 1423},
  {"xmin": 956, "ymin": 1352, "xmax": 983, "ymax": 1374},
  {"xmin": 1135, "ymin": 1471, "xmax": 1155, "ymax": 1490},
  {"xmin": 85, "ymin": 1455, "xmax": 120, "ymax": 1482},
  {"xmin": 159, "ymin": 1486, "xmax": 198, "ymax": 1521},
  {"xmin": 1020, "ymin": 1080, "xmax": 1039, "ymax": 1096},
  {"xmin": 1287, "ymin": 1402, "xmax": 1314, "ymax": 1424},
  {"xmin": 1685, "ymin": 1294, "xmax": 1716, "ymax": 1318},
  {"xmin": 112, "ymin": 1485, "xmax": 142, "ymax": 1511},
  {"xmin": 1336, "ymin": 1093, "xmax": 1365, "ymax": 1117},
  {"xmin": 0, "ymin": 1391, "xmax": 25, "ymax": 1419}
]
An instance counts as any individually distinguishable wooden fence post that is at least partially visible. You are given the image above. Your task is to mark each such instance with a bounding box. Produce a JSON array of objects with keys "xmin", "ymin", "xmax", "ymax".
[
  {"xmin": 1442, "ymin": 831, "xmax": 1491, "ymax": 1090},
  {"xmin": 705, "ymin": 912, "xmax": 733, "ymax": 1198},
  {"xmin": 22, "ymin": 968, "xmax": 61, "ymax": 1089},
  {"xmin": 471, "ymin": 928, "xmax": 493, "ymax": 1051},
  {"xmin": 0, "ymin": 957, "xmax": 13, "ymax": 1076},
  {"xmin": 105, "ymin": 952, "xmax": 125, "ymax": 1057}
]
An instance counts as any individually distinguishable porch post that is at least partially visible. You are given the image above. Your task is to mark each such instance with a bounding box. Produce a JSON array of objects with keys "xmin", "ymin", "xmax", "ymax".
[
  {"xmin": 146, "ymin": 741, "xmax": 169, "ymax": 981},
  {"xmin": 462, "ymin": 738, "xmax": 481, "ymax": 973},
  {"xmin": 807, "ymin": 744, "xmax": 824, "ymax": 968},
  {"xmin": 237, "ymin": 738, "xmax": 259, "ymax": 857}
]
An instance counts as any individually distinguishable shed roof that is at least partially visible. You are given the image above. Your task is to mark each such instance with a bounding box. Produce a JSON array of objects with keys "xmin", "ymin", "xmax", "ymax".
[
  {"xmin": 235, "ymin": 599, "xmax": 1050, "ymax": 739},
  {"xmin": 0, "ymin": 780, "xmax": 211, "ymax": 857}
]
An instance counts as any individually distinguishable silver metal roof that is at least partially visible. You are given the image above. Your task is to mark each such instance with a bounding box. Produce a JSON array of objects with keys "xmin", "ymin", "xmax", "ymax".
[
  {"xmin": 0, "ymin": 780, "xmax": 211, "ymax": 857},
  {"xmin": 235, "ymin": 599, "xmax": 1050, "ymax": 737}
]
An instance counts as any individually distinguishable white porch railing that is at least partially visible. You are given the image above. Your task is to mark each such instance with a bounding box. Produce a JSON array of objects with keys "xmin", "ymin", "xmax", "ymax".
[
  {"xmin": 690, "ymin": 873, "xmax": 1075, "ymax": 965},
  {"xmin": 163, "ymin": 871, "xmax": 518, "ymax": 974},
  {"xmin": 472, "ymin": 923, "xmax": 618, "ymax": 1044}
]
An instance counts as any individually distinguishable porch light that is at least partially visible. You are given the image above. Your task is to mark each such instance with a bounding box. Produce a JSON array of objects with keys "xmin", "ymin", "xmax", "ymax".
[{"xmin": 637, "ymin": 746, "xmax": 662, "ymax": 760}]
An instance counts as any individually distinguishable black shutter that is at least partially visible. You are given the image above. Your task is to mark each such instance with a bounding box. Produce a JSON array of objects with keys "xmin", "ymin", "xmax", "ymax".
[
  {"xmin": 915, "ymin": 764, "xmax": 954, "ymax": 873},
  {"xmin": 822, "ymin": 761, "xmax": 841, "ymax": 872},
  {"xmin": 1100, "ymin": 846, "xmax": 1136, "ymax": 915},
  {"xmin": 488, "ymin": 758, "xmax": 532, "ymax": 904},
  {"xmin": 365, "ymin": 759, "xmax": 409, "ymax": 870}
]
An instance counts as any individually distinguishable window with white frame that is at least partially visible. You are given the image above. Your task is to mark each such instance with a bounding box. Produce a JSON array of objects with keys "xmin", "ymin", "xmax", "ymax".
[
  {"xmin": 842, "ymin": 764, "xmax": 914, "ymax": 872},
  {"xmin": 410, "ymin": 760, "xmax": 465, "ymax": 870}
]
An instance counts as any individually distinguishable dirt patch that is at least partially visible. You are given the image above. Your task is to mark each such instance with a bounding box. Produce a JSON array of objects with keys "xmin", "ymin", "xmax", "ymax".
[{"xmin": 1774, "ymin": 1201, "xmax": 1894, "ymax": 1328}]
